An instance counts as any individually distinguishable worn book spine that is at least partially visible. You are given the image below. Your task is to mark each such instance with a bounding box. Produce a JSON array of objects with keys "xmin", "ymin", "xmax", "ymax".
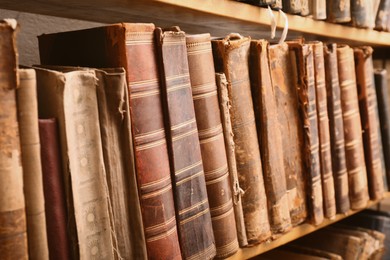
[
  {"xmin": 311, "ymin": 0, "xmax": 327, "ymax": 19},
  {"xmin": 374, "ymin": 69, "xmax": 390, "ymax": 189},
  {"xmin": 375, "ymin": 0, "xmax": 390, "ymax": 31},
  {"xmin": 272, "ymin": 0, "xmax": 283, "ymax": 9},
  {"xmin": 39, "ymin": 118, "xmax": 70, "ymax": 260},
  {"xmin": 311, "ymin": 42, "xmax": 336, "ymax": 219},
  {"xmin": 336, "ymin": 45, "xmax": 369, "ymax": 209},
  {"xmin": 288, "ymin": 42, "xmax": 324, "ymax": 225},
  {"xmin": 354, "ymin": 46, "xmax": 386, "ymax": 200},
  {"xmin": 212, "ymin": 34, "xmax": 271, "ymax": 244},
  {"xmin": 0, "ymin": 20, "xmax": 28, "ymax": 260},
  {"xmin": 301, "ymin": 0, "xmax": 311, "ymax": 16},
  {"xmin": 326, "ymin": 0, "xmax": 351, "ymax": 23},
  {"xmin": 16, "ymin": 69, "xmax": 49, "ymax": 260},
  {"xmin": 35, "ymin": 68, "xmax": 114, "ymax": 259},
  {"xmin": 351, "ymin": 0, "xmax": 375, "ymax": 28},
  {"xmin": 324, "ymin": 44, "xmax": 350, "ymax": 214},
  {"xmin": 270, "ymin": 43, "xmax": 307, "ymax": 226},
  {"xmin": 216, "ymin": 73, "xmax": 248, "ymax": 247},
  {"xmin": 156, "ymin": 27, "xmax": 216, "ymax": 259},
  {"xmin": 283, "ymin": 0, "xmax": 302, "ymax": 14},
  {"xmin": 250, "ymin": 40, "xmax": 292, "ymax": 234},
  {"xmin": 186, "ymin": 34, "xmax": 238, "ymax": 259}
]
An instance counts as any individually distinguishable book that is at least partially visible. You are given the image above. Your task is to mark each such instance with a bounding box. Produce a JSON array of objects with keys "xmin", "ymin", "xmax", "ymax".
[
  {"xmin": 186, "ymin": 33, "xmax": 238, "ymax": 258},
  {"xmin": 270, "ymin": 43, "xmax": 307, "ymax": 226},
  {"xmin": 288, "ymin": 42, "xmax": 323, "ymax": 225},
  {"xmin": 216, "ymin": 72, "xmax": 248, "ymax": 247},
  {"xmin": 0, "ymin": 19, "xmax": 28, "ymax": 260},
  {"xmin": 35, "ymin": 67, "xmax": 114, "ymax": 259},
  {"xmin": 39, "ymin": 118, "xmax": 71, "ymax": 260},
  {"xmin": 311, "ymin": 41, "xmax": 336, "ymax": 219},
  {"xmin": 300, "ymin": 0, "xmax": 311, "ymax": 16},
  {"xmin": 283, "ymin": 0, "xmax": 302, "ymax": 14},
  {"xmin": 250, "ymin": 39, "xmax": 293, "ymax": 234},
  {"xmin": 38, "ymin": 23, "xmax": 180, "ymax": 260},
  {"xmin": 254, "ymin": 249, "xmax": 328, "ymax": 260},
  {"xmin": 336, "ymin": 45, "xmax": 369, "ymax": 210},
  {"xmin": 374, "ymin": 69, "xmax": 390, "ymax": 187},
  {"xmin": 326, "ymin": 0, "xmax": 351, "ymax": 23},
  {"xmin": 95, "ymin": 68, "xmax": 146, "ymax": 259},
  {"xmin": 212, "ymin": 34, "xmax": 271, "ymax": 244},
  {"xmin": 375, "ymin": 0, "xmax": 390, "ymax": 31},
  {"xmin": 351, "ymin": 0, "xmax": 375, "ymax": 28},
  {"xmin": 16, "ymin": 68, "xmax": 49, "ymax": 259},
  {"xmin": 156, "ymin": 27, "xmax": 216, "ymax": 259},
  {"xmin": 354, "ymin": 46, "xmax": 386, "ymax": 200},
  {"xmin": 323, "ymin": 43, "xmax": 350, "ymax": 214},
  {"xmin": 310, "ymin": 0, "xmax": 327, "ymax": 20},
  {"xmin": 283, "ymin": 245, "xmax": 343, "ymax": 259}
]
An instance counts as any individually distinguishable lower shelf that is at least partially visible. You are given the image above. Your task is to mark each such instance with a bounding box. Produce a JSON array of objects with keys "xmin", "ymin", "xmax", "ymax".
[{"xmin": 227, "ymin": 192, "xmax": 390, "ymax": 259}]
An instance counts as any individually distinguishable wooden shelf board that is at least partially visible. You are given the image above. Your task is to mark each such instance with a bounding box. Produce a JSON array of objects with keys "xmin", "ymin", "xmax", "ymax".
[
  {"xmin": 0, "ymin": 0, "xmax": 390, "ymax": 46},
  {"xmin": 227, "ymin": 192, "xmax": 390, "ymax": 259}
]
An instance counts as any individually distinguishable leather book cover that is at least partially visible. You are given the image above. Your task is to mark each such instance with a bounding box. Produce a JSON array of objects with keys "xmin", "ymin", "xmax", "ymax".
[
  {"xmin": 250, "ymin": 39, "xmax": 293, "ymax": 234},
  {"xmin": 311, "ymin": 42, "xmax": 336, "ymax": 219},
  {"xmin": 351, "ymin": 0, "xmax": 375, "ymax": 28},
  {"xmin": 374, "ymin": 69, "xmax": 390, "ymax": 187},
  {"xmin": 310, "ymin": 0, "xmax": 327, "ymax": 20},
  {"xmin": 216, "ymin": 72, "xmax": 248, "ymax": 247},
  {"xmin": 323, "ymin": 44, "xmax": 350, "ymax": 214},
  {"xmin": 336, "ymin": 45, "xmax": 369, "ymax": 210},
  {"xmin": 326, "ymin": 0, "xmax": 351, "ymax": 23},
  {"xmin": 35, "ymin": 67, "xmax": 114, "ymax": 259},
  {"xmin": 354, "ymin": 46, "xmax": 386, "ymax": 200},
  {"xmin": 270, "ymin": 42, "xmax": 307, "ymax": 226},
  {"xmin": 95, "ymin": 68, "xmax": 146, "ymax": 260},
  {"xmin": 283, "ymin": 0, "xmax": 302, "ymax": 14},
  {"xmin": 39, "ymin": 118, "xmax": 71, "ymax": 260},
  {"xmin": 375, "ymin": 0, "xmax": 390, "ymax": 31},
  {"xmin": 186, "ymin": 34, "xmax": 238, "ymax": 258},
  {"xmin": 301, "ymin": 0, "xmax": 311, "ymax": 16},
  {"xmin": 16, "ymin": 68, "xmax": 49, "ymax": 260},
  {"xmin": 0, "ymin": 20, "xmax": 28, "ymax": 260},
  {"xmin": 38, "ymin": 23, "xmax": 182, "ymax": 260},
  {"xmin": 156, "ymin": 27, "xmax": 216, "ymax": 259},
  {"xmin": 288, "ymin": 42, "xmax": 324, "ymax": 225},
  {"xmin": 212, "ymin": 34, "xmax": 271, "ymax": 245}
]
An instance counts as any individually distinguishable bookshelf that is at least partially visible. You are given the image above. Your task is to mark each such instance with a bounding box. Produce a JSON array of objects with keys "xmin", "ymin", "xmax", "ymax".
[{"xmin": 1, "ymin": 0, "xmax": 390, "ymax": 259}]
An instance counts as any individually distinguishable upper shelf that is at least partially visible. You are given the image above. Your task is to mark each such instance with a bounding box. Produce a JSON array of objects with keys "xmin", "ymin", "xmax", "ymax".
[{"xmin": 1, "ymin": 0, "xmax": 390, "ymax": 47}]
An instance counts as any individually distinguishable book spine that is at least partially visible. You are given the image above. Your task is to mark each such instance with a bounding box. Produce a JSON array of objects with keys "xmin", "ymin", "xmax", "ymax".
[
  {"xmin": 324, "ymin": 43, "xmax": 351, "ymax": 214},
  {"xmin": 216, "ymin": 72, "xmax": 248, "ymax": 247},
  {"xmin": 326, "ymin": 0, "xmax": 351, "ymax": 23},
  {"xmin": 375, "ymin": 0, "xmax": 390, "ymax": 31},
  {"xmin": 354, "ymin": 47, "xmax": 386, "ymax": 200},
  {"xmin": 156, "ymin": 28, "xmax": 216, "ymax": 259},
  {"xmin": 124, "ymin": 27, "xmax": 182, "ymax": 260},
  {"xmin": 282, "ymin": 0, "xmax": 302, "ymax": 14},
  {"xmin": 374, "ymin": 69, "xmax": 390, "ymax": 189},
  {"xmin": 300, "ymin": 0, "xmax": 311, "ymax": 16},
  {"xmin": 249, "ymin": 40, "xmax": 292, "ymax": 234},
  {"xmin": 336, "ymin": 45, "xmax": 369, "ymax": 209},
  {"xmin": 212, "ymin": 35, "xmax": 271, "ymax": 244},
  {"xmin": 272, "ymin": 0, "xmax": 283, "ymax": 9},
  {"xmin": 39, "ymin": 118, "xmax": 71, "ymax": 260},
  {"xmin": 186, "ymin": 34, "xmax": 238, "ymax": 259},
  {"xmin": 16, "ymin": 69, "xmax": 49, "ymax": 260},
  {"xmin": 311, "ymin": 0, "xmax": 327, "ymax": 19},
  {"xmin": 311, "ymin": 42, "xmax": 336, "ymax": 219},
  {"xmin": 0, "ymin": 21, "xmax": 28, "ymax": 260},
  {"xmin": 351, "ymin": 0, "xmax": 375, "ymax": 28}
]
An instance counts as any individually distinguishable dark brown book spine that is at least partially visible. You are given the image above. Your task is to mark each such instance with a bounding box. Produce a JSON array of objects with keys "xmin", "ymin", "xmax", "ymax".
[
  {"xmin": 288, "ymin": 42, "xmax": 324, "ymax": 225},
  {"xmin": 250, "ymin": 40, "xmax": 292, "ymax": 234},
  {"xmin": 212, "ymin": 34, "xmax": 271, "ymax": 244},
  {"xmin": 216, "ymin": 72, "xmax": 248, "ymax": 247},
  {"xmin": 354, "ymin": 46, "xmax": 386, "ymax": 200},
  {"xmin": 375, "ymin": 69, "xmax": 390, "ymax": 189},
  {"xmin": 186, "ymin": 34, "xmax": 238, "ymax": 259},
  {"xmin": 39, "ymin": 118, "xmax": 70, "ymax": 260},
  {"xmin": 0, "ymin": 20, "xmax": 28, "ymax": 260},
  {"xmin": 351, "ymin": 0, "xmax": 374, "ymax": 28},
  {"xmin": 156, "ymin": 27, "xmax": 216, "ymax": 259},
  {"xmin": 283, "ymin": 0, "xmax": 302, "ymax": 14},
  {"xmin": 375, "ymin": 0, "xmax": 390, "ymax": 31},
  {"xmin": 326, "ymin": 0, "xmax": 351, "ymax": 23},
  {"xmin": 336, "ymin": 45, "xmax": 369, "ymax": 209},
  {"xmin": 269, "ymin": 43, "xmax": 307, "ymax": 226},
  {"xmin": 324, "ymin": 44, "xmax": 351, "ymax": 214},
  {"xmin": 311, "ymin": 42, "xmax": 336, "ymax": 219}
]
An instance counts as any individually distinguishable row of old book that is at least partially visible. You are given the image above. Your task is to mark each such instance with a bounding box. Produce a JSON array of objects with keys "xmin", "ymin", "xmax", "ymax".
[
  {"xmin": 256, "ymin": 209, "xmax": 390, "ymax": 259},
  {"xmin": 1, "ymin": 19, "xmax": 390, "ymax": 259},
  {"xmin": 238, "ymin": 0, "xmax": 390, "ymax": 31}
]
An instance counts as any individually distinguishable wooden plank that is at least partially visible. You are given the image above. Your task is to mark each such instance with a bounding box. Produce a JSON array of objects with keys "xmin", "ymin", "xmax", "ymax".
[{"xmin": 227, "ymin": 192, "xmax": 390, "ymax": 259}]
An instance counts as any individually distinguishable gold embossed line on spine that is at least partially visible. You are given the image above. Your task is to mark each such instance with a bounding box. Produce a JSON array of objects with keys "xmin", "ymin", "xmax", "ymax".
[
  {"xmin": 156, "ymin": 27, "xmax": 216, "ymax": 259},
  {"xmin": 336, "ymin": 45, "xmax": 369, "ymax": 209},
  {"xmin": 311, "ymin": 42, "xmax": 336, "ymax": 220},
  {"xmin": 250, "ymin": 40, "xmax": 293, "ymax": 235},
  {"xmin": 212, "ymin": 34, "xmax": 271, "ymax": 244},
  {"xmin": 324, "ymin": 43, "xmax": 350, "ymax": 214},
  {"xmin": 186, "ymin": 33, "xmax": 238, "ymax": 259},
  {"xmin": 354, "ymin": 46, "xmax": 386, "ymax": 200},
  {"xmin": 0, "ymin": 19, "xmax": 28, "ymax": 260}
]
